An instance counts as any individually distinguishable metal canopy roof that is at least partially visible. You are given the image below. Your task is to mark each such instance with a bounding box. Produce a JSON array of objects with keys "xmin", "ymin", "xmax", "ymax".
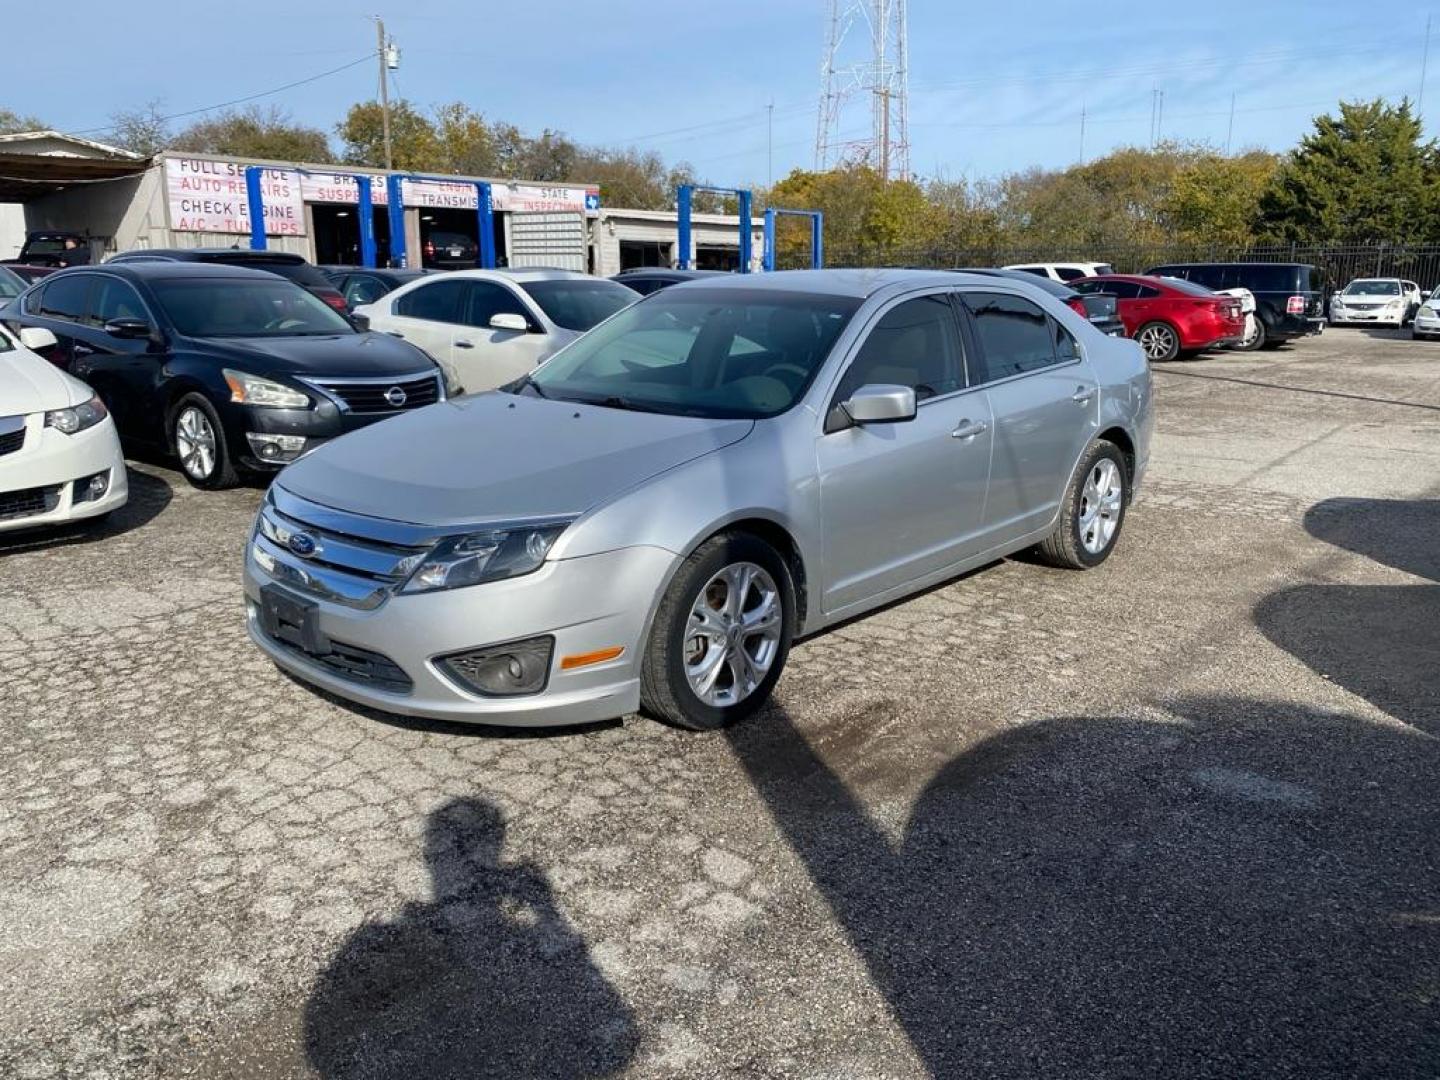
[{"xmin": 0, "ymin": 131, "xmax": 149, "ymax": 203}]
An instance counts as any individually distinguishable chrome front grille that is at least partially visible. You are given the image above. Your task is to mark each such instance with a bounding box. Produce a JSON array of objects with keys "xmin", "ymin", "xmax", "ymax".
[
  {"xmin": 252, "ymin": 487, "xmax": 446, "ymax": 609},
  {"xmin": 300, "ymin": 371, "xmax": 443, "ymax": 414}
]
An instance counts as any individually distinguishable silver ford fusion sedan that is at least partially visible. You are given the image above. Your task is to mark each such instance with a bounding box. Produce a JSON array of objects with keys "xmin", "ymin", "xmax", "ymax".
[{"xmin": 244, "ymin": 269, "xmax": 1152, "ymax": 731}]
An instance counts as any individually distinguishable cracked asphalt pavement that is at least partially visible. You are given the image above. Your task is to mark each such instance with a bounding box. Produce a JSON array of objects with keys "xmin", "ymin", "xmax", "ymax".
[{"xmin": 2, "ymin": 327, "xmax": 1438, "ymax": 1078}]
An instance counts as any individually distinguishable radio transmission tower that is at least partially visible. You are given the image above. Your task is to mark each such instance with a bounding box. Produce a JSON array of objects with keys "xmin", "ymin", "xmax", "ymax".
[{"xmin": 815, "ymin": 0, "xmax": 910, "ymax": 181}]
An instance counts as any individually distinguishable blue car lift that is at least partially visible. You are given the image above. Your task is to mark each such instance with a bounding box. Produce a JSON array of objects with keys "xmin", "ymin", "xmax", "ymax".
[
  {"xmin": 676, "ymin": 184, "xmax": 752, "ymax": 272},
  {"xmin": 761, "ymin": 208, "xmax": 824, "ymax": 271},
  {"xmin": 246, "ymin": 165, "xmax": 497, "ymax": 270}
]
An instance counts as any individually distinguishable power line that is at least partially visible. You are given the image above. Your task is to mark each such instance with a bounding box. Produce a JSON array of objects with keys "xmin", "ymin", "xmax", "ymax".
[{"xmin": 67, "ymin": 53, "xmax": 373, "ymax": 136}]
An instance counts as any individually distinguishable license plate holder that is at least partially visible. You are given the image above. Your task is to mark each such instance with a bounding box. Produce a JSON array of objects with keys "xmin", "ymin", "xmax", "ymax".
[{"xmin": 259, "ymin": 584, "xmax": 330, "ymax": 656}]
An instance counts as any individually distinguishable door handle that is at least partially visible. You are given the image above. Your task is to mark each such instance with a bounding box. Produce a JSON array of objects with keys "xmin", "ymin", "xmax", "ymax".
[
  {"xmin": 1071, "ymin": 385, "xmax": 1096, "ymax": 404},
  {"xmin": 951, "ymin": 419, "xmax": 988, "ymax": 440},
  {"xmin": 455, "ymin": 339, "xmax": 474, "ymax": 349},
  {"xmin": 385, "ymin": 331, "xmax": 405, "ymax": 339},
  {"xmin": 71, "ymin": 343, "xmax": 94, "ymax": 357}
]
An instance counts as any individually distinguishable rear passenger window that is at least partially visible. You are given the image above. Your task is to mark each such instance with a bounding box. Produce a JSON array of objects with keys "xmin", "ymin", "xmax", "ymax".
[
  {"xmin": 1054, "ymin": 267, "xmax": 1085, "ymax": 281},
  {"xmin": 1134, "ymin": 285, "xmax": 1161, "ymax": 299},
  {"xmin": 835, "ymin": 295, "xmax": 964, "ymax": 403},
  {"xmin": 36, "ymin": 274, "xmax": 91, "ymax": 322},
  {"xmin": 395, "ymin": 279, "xmax": 466, "ymax": 323},
  {"xmin": 964, "ymin": 292, "xmax": 1057, "ymax": 381},
  {"xmin": 1053, "ymin": 319, "xmax": 1078, "ymax": 362}
]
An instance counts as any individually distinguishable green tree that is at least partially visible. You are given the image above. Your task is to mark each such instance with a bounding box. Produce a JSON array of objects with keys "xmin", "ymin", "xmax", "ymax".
[
  {"xmin": 336, "ymin": 100, "xmax": 440, "ymax": 171},
  {"xmin": 767, "ymin": 165, "xmax": 938, "ymax": 262},
  {"xmin": 174, "ymin": 106, "xmax": 333, "ymax": 163},
  {"xmin": 1257, "ymin": 99, "xmax": 1436, "ymax": 243},
  {"xmin": 1161, "ymin": 150, "xmax": 1278, "ymax": 247},
  {"xmin": 432, "ymin": 102, "xmax": 498, "ymax": 175}
]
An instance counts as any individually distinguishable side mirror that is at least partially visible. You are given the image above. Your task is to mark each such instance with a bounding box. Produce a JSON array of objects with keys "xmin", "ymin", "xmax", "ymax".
[
  {"xmin": 489, "ymin": 312, "xmax": 530, "ymax": 333},
  {"xmin": 18, "ymin": 326, "xmax": 57, "ymax": 351},
  {"xmin": 350, "ymin": 311, "xmax": 371, "ymax": 331},
  {"xmin": 842, "ymin": 383, "xmax": 917, "ymax": 425},
  {"xmin": 1424, "ymin": 290, "xmax": 1433, "ymax": 300},
  {"xmin": 104, "ymin": 317, "xmax": 154, "ymax": 340}
]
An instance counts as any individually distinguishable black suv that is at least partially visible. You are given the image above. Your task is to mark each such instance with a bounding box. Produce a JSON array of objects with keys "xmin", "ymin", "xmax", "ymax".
[
  {"xmin": 1144, "ymin": 262, "xmax": 1326, "ymax": 349},
  {"xmin": 109, "ymin": 248, "xmax": 350, "ymax": 312},
  {"xmin": 0, "ymin": 263, "xmax": 445, "ymax": 489},
  {"xmin": 610, "ymin": 268, "xmax": 728, "ymax": 295}
]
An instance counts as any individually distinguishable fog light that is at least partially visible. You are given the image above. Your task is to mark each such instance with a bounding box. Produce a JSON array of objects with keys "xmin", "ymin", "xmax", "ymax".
[
  {"xmin": 245, "ymin": 432, "xmax": 307, "ymax": 463},
  {"xmin": 72, "ymin": 470, "xmax": 110, "ymax": 504},
  {"xmin": 436, "ymin": 635, "xmax": 554, "ymax": 697}
]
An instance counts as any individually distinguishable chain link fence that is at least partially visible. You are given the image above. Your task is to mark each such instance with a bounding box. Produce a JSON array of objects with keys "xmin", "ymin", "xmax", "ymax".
[{"xmin": 790, "ymin": 242, "xmax": 1440, "ymax": 290}]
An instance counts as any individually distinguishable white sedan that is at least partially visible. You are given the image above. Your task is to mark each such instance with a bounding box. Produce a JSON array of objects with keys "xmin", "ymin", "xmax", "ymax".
[
  {"xmin": 0, "ymin": 325, "xmax": 128, "ymax": 532},
  {"xmin": 1329, "ymin": 278, "xmax": 1423, "ymax": 327},
  {"xmin": 354, "ymin": 269, "xmax": 639, "ymax": 394}
]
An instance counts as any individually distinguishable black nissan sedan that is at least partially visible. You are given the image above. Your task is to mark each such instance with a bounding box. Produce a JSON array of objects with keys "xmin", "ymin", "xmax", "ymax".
[{"xmin": 0, "ymin": 263, "xmax": 446, "ymax": 489}]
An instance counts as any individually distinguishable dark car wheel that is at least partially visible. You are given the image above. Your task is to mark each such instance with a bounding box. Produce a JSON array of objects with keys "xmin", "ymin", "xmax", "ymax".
[
  {"xmin": 170, "ymin": 392, "xmax": 239, "ymax": 490},
  {"xmin": 1036, "ymin": 440, "xmax": 1129, "ymax": 570},
  {"xmin": 1234, "ymin": 315, "xmax": 1266, "ymax": 351},
  {"xmin": 640, "ymin": 531, "xmax": 795, "ymax": 731},
  {"xmin": 1136, "ymin": 321, "xmax": 1181, "ymax": 362}
]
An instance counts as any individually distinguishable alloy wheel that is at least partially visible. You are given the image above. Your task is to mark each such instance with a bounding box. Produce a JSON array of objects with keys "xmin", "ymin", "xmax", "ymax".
[
  {"xmin": 1078, "ymin": 458, "xmax": 1123, "ymax": 555},
  {"xmin": 175, "ymin": 406, "xmax": 217, "ymax": 480},
  {"xmin": 682, "ymin": 561, "xmax": 783, "ymax": 708},
  {"xmin": 1138, "ymin": 324, "xmax": 1177, "ymax": 361}
]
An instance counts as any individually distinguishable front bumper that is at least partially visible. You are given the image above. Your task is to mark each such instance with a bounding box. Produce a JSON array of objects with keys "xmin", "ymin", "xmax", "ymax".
[
  {"xmin": 1413, "ymin": 314, "xmax": 1440, "ymax": 336},
  {"xmin": 1331, "ymin": 308, "xmax": 1404, "ymax": 326},
  {"xmin": 0, "ymin": 415, "xmax": 129, "ymax": 533},
  {"xmin": 244, "ymin": 542, "xmax": 678, "ymax": 726}
]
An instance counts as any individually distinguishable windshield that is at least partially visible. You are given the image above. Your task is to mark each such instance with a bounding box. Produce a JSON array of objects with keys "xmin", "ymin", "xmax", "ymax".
[
  {"xmin": 0, "ymin": 265, "xmax": 24, "ymax": 299},
  {"xmin": 524, "ymin": 287, "xmax": 861, "ymax": 419},
  {"xmin": 22, "ymin": 238, "xmax": 70, "ymax": 255},
  {"xmin": 1344, "ymin": 280, "xmax": 1400, "ymax": 296},
  {"xmin": 518, "ymin": 279, "xmax": 639, "ymax": 332},
  {"xmin": 151, "ymin": 278, "xmax": 355, "ymax": 337}
]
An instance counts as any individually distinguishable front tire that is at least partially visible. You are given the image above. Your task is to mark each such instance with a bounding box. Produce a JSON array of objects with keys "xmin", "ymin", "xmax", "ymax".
[
  {"xmin": 640, "ymin": 532, "xmax": 795, "ymax": 731},
  {"xmin": 1036, "ymin": 440, "xmax": 1129, "ymax": 570},
  {"xmin": 170, "ymin": 393, "xmax": 239, "ymax": 490},
  {"xmin": 1136, "ymin": 321, "xmax": 1181, "ymax": 362}
]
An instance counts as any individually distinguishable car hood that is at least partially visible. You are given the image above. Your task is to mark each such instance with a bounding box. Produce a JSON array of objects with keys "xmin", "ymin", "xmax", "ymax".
[
  {"xmin": 277, "ymin": 391, "xmax": 754, "ymax": 527},
  {"xmin": 1336, "ymin": 293, "xmax": 1401, "ymax": 302},
  {"xmin": 0, "ymin": 343, "xmax": 90, "ymax": 414},
  {"xmin": 183, "ymin": 330, "xmax": 435, "ymax": 376}
]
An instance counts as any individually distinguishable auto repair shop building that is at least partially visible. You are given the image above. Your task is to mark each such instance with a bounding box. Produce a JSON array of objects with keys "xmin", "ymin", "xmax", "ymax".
[{"xmin": 1, "ymin": 134, "xmax": 762, "ymax": 273}]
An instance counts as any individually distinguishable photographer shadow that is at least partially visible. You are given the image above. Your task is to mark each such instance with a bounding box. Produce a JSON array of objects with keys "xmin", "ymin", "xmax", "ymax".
[{"xmin": 304, "ymin": 797, "xmax": 638, "ymax": 1079}]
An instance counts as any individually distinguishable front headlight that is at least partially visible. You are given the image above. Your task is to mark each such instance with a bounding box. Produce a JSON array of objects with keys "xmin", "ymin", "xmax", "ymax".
[
  {"xmin": 1387, "ymin": 299, "xmax": 1404, "ymax": 309},
  {"xmin": 223, "ymin": 369, "xmax": 310, "ymax": 408},
  {"xmin": 399, "ymin": 520, "xmax": 573, "ymax": 593},
  {"xmin": 44, "ymin": 394, "xmax": 107, "ymax": 435}
]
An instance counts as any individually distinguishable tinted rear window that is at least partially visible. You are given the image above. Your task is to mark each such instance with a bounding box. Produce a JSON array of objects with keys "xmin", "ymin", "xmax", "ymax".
[
  {"xmin": 1159, "ymin": 277, "xmax": 1218, "ymax": 297},
  {"xmin": 201, "ymin": 255, "xmax": 333, "ymax": 290},
  {"xmin": 519, "ymin": 279, "xmax": 639, "ymax": 332}
]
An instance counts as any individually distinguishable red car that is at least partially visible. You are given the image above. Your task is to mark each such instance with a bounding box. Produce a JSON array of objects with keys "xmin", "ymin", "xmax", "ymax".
[{"xmin": 1071, "ymin": 274, "xmax": 1245, "ymax": 361}]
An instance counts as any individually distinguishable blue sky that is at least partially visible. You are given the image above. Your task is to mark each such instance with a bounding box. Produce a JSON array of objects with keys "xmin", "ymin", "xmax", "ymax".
[{"xmin": 6, "ymin": 1, "xmax": 1434, "ymax": 186}]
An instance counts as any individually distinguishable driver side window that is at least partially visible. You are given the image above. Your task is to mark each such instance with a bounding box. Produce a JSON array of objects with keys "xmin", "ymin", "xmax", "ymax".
[{"xmin": 833, "ymin": 295, "xmax": 965, "ymax": 405}]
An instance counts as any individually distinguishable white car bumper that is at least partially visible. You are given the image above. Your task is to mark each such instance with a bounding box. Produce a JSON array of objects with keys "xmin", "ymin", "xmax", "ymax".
[
  {"xmin": 0, "ymin": 415, "xmax": 129, "ymax": 533},
  {"xmin": 1413, "ymin": 311, "xmax": 1440, "ymax": 336}
]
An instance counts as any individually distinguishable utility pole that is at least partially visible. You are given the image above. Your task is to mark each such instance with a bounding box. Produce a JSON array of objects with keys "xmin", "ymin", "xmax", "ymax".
[
  {"xmin": 1079, "ymin": 102, "xmax": 1086, "ymax": 164},
  {"xmin": 1156, "ymin": 89, "xmax": 1164, "ymax": 146},
  {"xmin": 1225, "ymin": 92, "xmax": 1236, "ymax": 155},
  {"xmin": 877, "ymin": 86, "xmax": 891, "ymax": 180},
  {"xmin": 376, "ymin": 16, "xmax": 394, "ymax": 172},
  {"xmin": 1421, "ymin": 13, "xmax": 1433, "ymax": 122}
]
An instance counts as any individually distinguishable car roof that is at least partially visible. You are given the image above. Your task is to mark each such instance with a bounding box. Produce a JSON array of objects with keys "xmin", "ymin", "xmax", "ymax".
[
  {"xmin": 615, "ymin": 268, "xmax": 725, "ymax": 278},
  {"xmin": 658, "ymin": 268, "xmax": 983, "ymax": 298},
  {"xmin": 61, "ymin": 262, "xmax": 286, "ymax": 282},
  {"xmin": 444, "ymin": 268, "xmax": 611, "ymax": 284},
  {"xmin": 1148, "ymin": 261, "xmax": 1318, "ymax": 271},
  {"xmin": 112, "ymin": 248, "xmax": 308, "ymax": 263},
  {"xmin": 951, "ymin": 268, "xmax": 1078, "ymax": 296}
]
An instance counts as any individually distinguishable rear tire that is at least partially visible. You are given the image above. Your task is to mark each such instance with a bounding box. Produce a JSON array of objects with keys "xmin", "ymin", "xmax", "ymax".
[
  {"xmin": 640, "ymin": 532, "xmax": 795, "ymax": 731},
  {"xmin": 1234, "ymin": 315, "xmax": 1266, "ymax": 352},
  {"xmin": 1035, "ymin": 440, "xmax": 1129, "ymax": 570},
  {"xmin": 1136, "ymin": 321, "xmax": 1181, "ymax": 362},
  {"xmin": 169, "ymin": 393, "xmax": 239, "ymax": 490}
]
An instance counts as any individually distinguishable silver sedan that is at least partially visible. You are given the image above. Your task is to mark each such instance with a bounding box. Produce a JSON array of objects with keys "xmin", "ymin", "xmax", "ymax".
[{"xmin": 244, "ymin": 270, "xmax": 1153, "ymax": 730}]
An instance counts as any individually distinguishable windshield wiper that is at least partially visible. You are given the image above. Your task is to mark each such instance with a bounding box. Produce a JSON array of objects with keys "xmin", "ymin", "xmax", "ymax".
[{"xmin": 594, "ymin": 395, "xmax": 664, "ymax": 414}]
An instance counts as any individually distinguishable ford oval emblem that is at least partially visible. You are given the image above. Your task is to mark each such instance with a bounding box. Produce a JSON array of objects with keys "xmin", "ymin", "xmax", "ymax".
[
  {"xmin": 287, "ymin": 532, "xmax": 319, "ymax": 558},
  {"xmin": 384, "ymin": 385, "xmax": 408, "ymax": 408}
]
